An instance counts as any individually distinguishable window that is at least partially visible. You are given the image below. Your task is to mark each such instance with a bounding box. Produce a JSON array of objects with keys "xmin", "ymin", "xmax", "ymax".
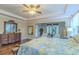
[
  {"xmin": 35, "ymin": 24, "xmax": 40, "ymax": 37},
  {"xmin": 46, "ymin": 24, "xmax": 53, "ymax": 37},
  {"xmin": 47, "ymin": 24, "xmax": 51, "ymax": 34},
  {"xmin": 4, "ymin": 20, "xmax": 17, "ymax": 33},
  {"xmin": 68, "ymin": 13, "xmax": 79, "ymax": 37},
  {"xmin": 46, "ymin": 24, "xmax": 59, "ymax": 37}
]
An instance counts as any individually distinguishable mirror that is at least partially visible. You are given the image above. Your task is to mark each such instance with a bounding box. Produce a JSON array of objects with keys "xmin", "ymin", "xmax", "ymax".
[
  {"xmin": 4, "ymin": 20, "xmax": 17, "ymax": 33},
  {"xmin": 28, "ymin": 26, "xmax": 33, "ymax": 35}
]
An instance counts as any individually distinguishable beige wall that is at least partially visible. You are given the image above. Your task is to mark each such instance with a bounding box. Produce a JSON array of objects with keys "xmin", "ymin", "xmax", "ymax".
[
  {"xmin": 27, "ymin": 17, "xmax": 68, "ymax": 38},
  {"xmin": 0, "ymin": 14, "xmax": 27, "ymax": 40},
  {"xmin": 0, "ymin": 13, "xmax": 69, "ymax": 39}
]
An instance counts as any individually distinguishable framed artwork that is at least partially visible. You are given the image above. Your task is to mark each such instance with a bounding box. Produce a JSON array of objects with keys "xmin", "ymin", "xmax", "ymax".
[{"xmin": 28, "ymin": 26, "xmax": 33, "ymax": 35}]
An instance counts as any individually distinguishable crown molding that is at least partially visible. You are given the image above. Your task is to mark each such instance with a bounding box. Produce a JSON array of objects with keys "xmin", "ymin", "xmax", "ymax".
[
  {"xmin": 28, "ymin": 11, "xmax": 64, "ymax": 20},
  {"xmin": 0, "ymin": 4, "xmax": 78, "ymax": 21},
  {"xmin": 64, "ymin": 4, "xmax": 68, "ymax": 14},
  {"xmin": 66, "ymin": 10, "xmax": 79, "ymax": 20},
  {"xmin": 27, "ymin": 12, "xmax": 69, "ymax": 22},
  {"xmin": 28, "ymin": 5, "xmax": 68, "ymax": 20},
  {"xmin": 0, "ymin": 9, "xmax": 27, "ymax": 20},
  {"xmin": 0, "ymin": 4, "xmax": 68, "ymax": 21}
]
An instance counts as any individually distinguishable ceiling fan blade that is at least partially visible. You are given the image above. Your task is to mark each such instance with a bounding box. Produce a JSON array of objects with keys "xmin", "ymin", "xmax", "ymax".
[
  {"xmin": 36, "ymin": 11, "xmax": 42, "ymax": 14},
  {"xmin": 23, "ymin": 10, "xmax": 28, "ymax": 12},
  {"xmin": 30, "ymin": 4, "xmax": 34, "ymax": 8},
  {"xmin": 23, "ymin": 4, "xmax": 29, "ymax": 8},
  {"xmin": 36, "ymin": 5, "xmax": 40, "ymax": 9}
]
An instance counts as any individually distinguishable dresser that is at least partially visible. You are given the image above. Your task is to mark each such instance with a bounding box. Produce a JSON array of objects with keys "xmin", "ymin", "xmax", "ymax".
[{"xmin": 0, "ymin": 33, "xmax": 21, "ymax": 45}]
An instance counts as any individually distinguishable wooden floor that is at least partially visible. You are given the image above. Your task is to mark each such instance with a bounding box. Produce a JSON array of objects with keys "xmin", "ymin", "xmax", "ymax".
[
  {"xmin": 0, "ymin": 43, "xmax": 20, "ymax": 55},
  {"xmin": 0, "ymin": 39, "xmax": 32, "ymax": 55}
]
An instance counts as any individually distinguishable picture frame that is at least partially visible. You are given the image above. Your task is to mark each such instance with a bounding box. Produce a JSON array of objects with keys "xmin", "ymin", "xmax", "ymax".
[{"xmin": 28, "ymin": 26, "xmax": 33, "ymax": 35}]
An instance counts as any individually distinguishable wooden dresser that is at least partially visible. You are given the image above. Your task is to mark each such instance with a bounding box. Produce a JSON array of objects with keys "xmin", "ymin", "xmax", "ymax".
[{"xmin": 0, "ymin": 33, "xmax": 21, "ymax": 45}]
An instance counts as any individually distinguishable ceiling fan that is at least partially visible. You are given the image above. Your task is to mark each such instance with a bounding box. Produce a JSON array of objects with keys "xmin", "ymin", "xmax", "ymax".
[{"xmin": 22, "ymin": 4, "xmax": 42, "ymax": 15}]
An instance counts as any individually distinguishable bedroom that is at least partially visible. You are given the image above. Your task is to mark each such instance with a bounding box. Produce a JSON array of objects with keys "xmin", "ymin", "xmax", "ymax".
[{"xmin": 0, "ymin": 4, "xmax": 79, "ymax": 55}]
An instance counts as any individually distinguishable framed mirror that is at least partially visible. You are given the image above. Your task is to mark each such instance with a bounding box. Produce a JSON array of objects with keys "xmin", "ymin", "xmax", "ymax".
[
  {"xmin": 4, "ymin": 20, "xmax": 17, "ymax": 33},
  {"xmin": 28, "ymin": 26, "xmax": 33, "ymax": 35}
]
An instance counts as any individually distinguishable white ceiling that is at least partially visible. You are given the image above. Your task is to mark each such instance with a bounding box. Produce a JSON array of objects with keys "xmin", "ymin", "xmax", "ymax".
[{"xmin": 0, "ymin": 4, "xmax": 78, "ymax": 20}]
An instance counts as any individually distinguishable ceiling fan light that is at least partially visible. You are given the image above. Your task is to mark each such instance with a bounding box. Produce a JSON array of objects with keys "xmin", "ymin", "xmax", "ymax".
[
  {"xmin": 28, "ymin": 10, "xmax": 36, "ymax": 15},
  {"xmin": 23, "ymin": 4, "xmax": 41, "ymax": 15}
]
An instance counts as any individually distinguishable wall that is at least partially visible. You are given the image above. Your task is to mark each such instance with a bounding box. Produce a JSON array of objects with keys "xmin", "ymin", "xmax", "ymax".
[
  {"xmin": 65, "ymin": 13, "xmax": 79, "ymax": 37},
  {"xmin": 0, "ymin": 14, "xmax": 27, "ymax": 40},
  {"xmin": 59, "ymin": 22, "xmax": 66, "ymax": 38},
  {"xmin": 27, "ymin": 17, "xmax": 68, "ymax": 38},
  {"xmin": 0, "ymin": 13, "xmax": 71, "ymax": 40},
  {"xmin": 68, "ymin": 13, "xmax": 79, "ymax": 37}
]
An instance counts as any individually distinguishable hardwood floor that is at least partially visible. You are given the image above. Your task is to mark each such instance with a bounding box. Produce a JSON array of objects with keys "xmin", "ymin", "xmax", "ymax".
[
  {"xmin": 0, "ymin": 39, "xmax": 32, "ymax": 55},
  {"xmin": 0, "ymin": 43, "xmax": 20, "ymax": 55}
]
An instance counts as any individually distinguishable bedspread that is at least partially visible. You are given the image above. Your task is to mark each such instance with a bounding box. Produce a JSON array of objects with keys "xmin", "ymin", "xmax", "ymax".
[{"xmin": 17, "ymin": 37, "xmax": 79, "ymax": 55}]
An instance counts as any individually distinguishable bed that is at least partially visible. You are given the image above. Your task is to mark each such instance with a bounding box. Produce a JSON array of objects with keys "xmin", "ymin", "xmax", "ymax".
[{"xmin": 17, "ymin": 36, "xmax": 79, "ymax": 55}]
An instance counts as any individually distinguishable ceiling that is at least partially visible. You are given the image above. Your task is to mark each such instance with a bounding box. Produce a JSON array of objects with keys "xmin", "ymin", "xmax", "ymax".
[{"xmin": 0, "ymin": 4, "xmax": 78, "ymax": 20}]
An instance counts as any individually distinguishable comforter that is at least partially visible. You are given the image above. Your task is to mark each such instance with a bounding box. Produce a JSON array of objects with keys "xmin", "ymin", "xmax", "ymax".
[{"xmin": 17, "ymin": 36, "xmax": 79, "ymax": 55}]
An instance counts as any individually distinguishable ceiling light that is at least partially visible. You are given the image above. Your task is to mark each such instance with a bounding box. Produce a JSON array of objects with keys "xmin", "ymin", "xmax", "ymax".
[
  {"xmin": 23, "ymin": 4, "xmax": 41, "ymax": 15},
  {"xmin": 28, "ymin": 10, "xmax": 36, "ymax": 15}
]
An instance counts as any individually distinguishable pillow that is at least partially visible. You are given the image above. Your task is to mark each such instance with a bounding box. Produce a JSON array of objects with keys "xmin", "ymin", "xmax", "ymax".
[
  {"xmin": 42, "ymin": 33, "xmax": 47, "ymax": 37},
  {"xmin": 73, "ymin": 34, "xmax": 79, "ymax": 43},
  {"xmin": 68, "ymin": 38, "xmax": 79, "ymax": 48}
]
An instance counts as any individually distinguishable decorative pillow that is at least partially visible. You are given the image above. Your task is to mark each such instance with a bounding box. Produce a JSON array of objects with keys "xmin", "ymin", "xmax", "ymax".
[
  {"xmin": 39, "ymin": 48, "xmax": 45, "ymax": 55},
  {"xmin": 67, "ymin": 36, "xmax": 79, "ymax": 47},
  {"xmin": 73, "ymin": 34, "xmax": 79, "ymax": 43},
  {"xmin": 42, "ymin": 33, "xmax": 47, "ymax": 37}
]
